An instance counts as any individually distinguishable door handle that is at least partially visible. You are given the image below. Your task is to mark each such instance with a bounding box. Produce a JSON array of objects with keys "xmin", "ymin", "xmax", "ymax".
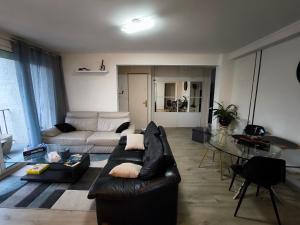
[{"xmin": 143, "ymin": 100, "xmax": 148, "ymax": 107}]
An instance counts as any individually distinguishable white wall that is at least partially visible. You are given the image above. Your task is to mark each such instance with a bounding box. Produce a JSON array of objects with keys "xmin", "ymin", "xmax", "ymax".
[
  {"xmin": 62, "ymin": 53, "xmax": 221, "ymax": 112},
  {"xmin": 231, "ymin": 53, "xmax": 256, "ymax": 120},
  {"xmin": 215, "ymin": 54, "xmax": 234, "ymax": 105},
  {"xmin": 230, "ymin": 36, "xmax": 300, "ymax": 143},
  {"xmin": 254, "ymin": 36, "xmax": 300, "ymax": 143}
]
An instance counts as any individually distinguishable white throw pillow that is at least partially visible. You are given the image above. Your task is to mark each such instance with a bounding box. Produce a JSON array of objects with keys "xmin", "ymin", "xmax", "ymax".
[
  {"xmin": 125, "ymin": 134, "xmax": 145, "ymax": 150},
  {"xmin": 109, "ymin": 163, "xmax": 142, "ymax": 178}
]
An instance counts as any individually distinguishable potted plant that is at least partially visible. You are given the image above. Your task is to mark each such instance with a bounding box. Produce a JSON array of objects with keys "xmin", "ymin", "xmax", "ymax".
[{"xmin": 213, "ymin": 102, "xmax": 239, "ymax": 127}]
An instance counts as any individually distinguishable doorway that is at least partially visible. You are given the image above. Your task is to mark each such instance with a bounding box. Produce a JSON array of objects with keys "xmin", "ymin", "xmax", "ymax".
[
  {"xmin": 118, "ymin": 65, "xmax": 216, "ymax": 128},
  {"xmin": 128, "ymin": 74, "xmax": 148, "ymax": 129},
  {"xmin": 118, "ymin": 66, "xmax": 151, "ymax": 129}
]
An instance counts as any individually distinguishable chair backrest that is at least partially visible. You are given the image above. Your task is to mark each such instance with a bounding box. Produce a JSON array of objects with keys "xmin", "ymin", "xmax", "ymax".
[
  {"xmin": 243, "ymin": 156, "xmax": 286, "ymax": 187},
  {"xmin": 244, "ymin": 124, "xmax": 266, "ymax": 136}
]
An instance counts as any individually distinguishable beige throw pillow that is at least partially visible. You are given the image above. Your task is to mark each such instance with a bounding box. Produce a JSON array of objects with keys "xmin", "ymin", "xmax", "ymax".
[
  {"xmin": 109, "ymin": 163, "xmax": 142, "ymax": 178},
  {"xmin": 125, "ymin": 134, "xmax": 145, "ymax": 150}
]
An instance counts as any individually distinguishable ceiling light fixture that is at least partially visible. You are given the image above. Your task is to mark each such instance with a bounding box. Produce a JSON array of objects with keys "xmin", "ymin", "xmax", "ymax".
[{"xmin": 121, "ymin": 17, "xmax": 154, "ymax": 34}]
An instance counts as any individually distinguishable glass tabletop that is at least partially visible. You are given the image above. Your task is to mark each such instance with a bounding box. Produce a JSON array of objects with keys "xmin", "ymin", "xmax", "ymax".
[
  {"xmin": 4, "ymin": 144, "xmax": 94, "ymax": 164},
  {"xmin": 208, "ymin": 131, "xmax": 300, "ymax": 168}
]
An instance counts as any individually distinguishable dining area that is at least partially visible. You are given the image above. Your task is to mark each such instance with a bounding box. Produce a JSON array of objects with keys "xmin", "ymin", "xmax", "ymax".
[{"xmin": 195, "ymin": 124, "xmax": 300, "ymax": 225}]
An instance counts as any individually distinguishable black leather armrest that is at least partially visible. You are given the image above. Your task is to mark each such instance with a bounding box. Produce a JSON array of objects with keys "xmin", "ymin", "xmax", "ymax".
[{"xmin": 138, "ymin": 166, "xmax": 181, "ymax": 194}]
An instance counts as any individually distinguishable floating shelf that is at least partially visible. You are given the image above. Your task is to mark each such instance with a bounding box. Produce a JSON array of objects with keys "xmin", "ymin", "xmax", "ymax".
[{"xmin": 75, "ymin": 70, "xmax": 109, "ymax": 74}]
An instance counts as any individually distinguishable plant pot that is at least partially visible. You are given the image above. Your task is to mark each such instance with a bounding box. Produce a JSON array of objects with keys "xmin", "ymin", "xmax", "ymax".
[{"xmin": 218, "ymin": 117, "xmax": 232, "ymax": 127}]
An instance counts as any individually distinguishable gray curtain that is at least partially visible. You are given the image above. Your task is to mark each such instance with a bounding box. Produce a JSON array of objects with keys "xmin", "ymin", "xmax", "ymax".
[
  {"xmin": 52, "ymin": 55, "xmax": 68, "ymax": 124},
  {"xmin": 12, "ymin": 40, "xmax": 67, "ymax": 146}
]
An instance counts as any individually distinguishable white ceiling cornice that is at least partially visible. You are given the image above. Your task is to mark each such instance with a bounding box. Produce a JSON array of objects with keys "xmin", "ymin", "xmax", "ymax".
[{"xmin": 229, "ymin": 20, "xmax": 300, "ymax": 60}]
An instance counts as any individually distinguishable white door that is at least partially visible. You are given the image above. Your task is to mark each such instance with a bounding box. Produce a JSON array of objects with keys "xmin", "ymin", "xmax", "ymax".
[{"xmin": 128, "ymin": 74, "xmax": 148, "ymax": 129}]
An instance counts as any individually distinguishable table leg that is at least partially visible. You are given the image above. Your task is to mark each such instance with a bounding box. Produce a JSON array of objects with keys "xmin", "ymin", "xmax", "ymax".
[
  {"xmin": 198, "ymin": 148, "xmax": 209, "ymax": 168},
  {"xmin": 233, "ymin": 181, "xmax": 245, "ymax": 200},
  {"xmin": 219, "ymin": 151, "xmax": 223, "ymax": 180},
  {"xmin": 271, "ymin": 187, "xmax": 284, "ymax": 205}
]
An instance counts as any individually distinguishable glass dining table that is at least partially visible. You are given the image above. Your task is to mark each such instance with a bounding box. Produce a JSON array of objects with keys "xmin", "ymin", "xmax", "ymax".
[{"xmin": 208, "ymin": 131, "xmax": 300, "ymax": 169}]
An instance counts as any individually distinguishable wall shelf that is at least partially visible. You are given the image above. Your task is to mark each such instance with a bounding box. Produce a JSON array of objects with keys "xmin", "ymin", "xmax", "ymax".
[{"xmin": 75, "ymin": 70, "xmax": 109, "ymax": 74}]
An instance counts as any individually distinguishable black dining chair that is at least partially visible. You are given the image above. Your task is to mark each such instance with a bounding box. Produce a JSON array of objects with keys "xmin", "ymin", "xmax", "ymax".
[
  {"xmin": 232, "ymin": 156, "xmax": 286, "ymax": 225},
  {"xmin": 229, "ymin": 124, "xmax": 267, "ymax": 191}
]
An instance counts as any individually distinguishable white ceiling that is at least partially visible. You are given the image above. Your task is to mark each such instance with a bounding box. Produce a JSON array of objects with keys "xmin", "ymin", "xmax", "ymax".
[{"xmin": 0, "ymin": 0, "xmax": 299, "ymax": 53}]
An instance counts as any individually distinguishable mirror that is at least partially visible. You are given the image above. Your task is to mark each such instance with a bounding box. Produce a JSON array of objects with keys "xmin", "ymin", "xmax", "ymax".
[
  {"xmin": 154, "ymin": 80, "xmax": 202, "ymax": 112},
  {"xmin": 189, "ymin": 82, "xmax": 202, "ymax": 112}
]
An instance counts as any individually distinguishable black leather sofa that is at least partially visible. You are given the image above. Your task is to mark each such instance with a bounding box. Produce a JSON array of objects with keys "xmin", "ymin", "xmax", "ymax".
[{"xmin": 88, "ymin": 126, "xmax": 181, "ymax": 225}]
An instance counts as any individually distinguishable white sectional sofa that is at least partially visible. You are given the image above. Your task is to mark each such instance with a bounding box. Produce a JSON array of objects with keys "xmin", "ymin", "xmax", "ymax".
[{"xmin": 42, "ymin": 111, "xmax": 135, "ymax": 153}]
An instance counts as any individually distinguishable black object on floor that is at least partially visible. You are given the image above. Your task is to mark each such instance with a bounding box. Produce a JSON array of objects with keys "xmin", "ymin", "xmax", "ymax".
[{"xmin": 192, "ymin": 127, "xmax": 211, "ymax": 143}]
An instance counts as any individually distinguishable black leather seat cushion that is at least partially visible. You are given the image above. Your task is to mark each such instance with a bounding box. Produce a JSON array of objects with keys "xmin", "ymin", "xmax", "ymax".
[
  {"xmin": 109, "ymin": 144, "xmax": 144, "ymax": 164},
  {"xmin": 88, "ymin": 159, "xmax": 180, "ymax": 200}
]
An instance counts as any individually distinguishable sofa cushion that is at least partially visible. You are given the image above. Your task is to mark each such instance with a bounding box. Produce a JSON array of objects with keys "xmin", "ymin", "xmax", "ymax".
[
  {"xmin": 144, "ymin": 121, "xmax": 160, "ymax": 147},
  {"xmin": 109, "ymin": 163, "xmax": 142, "ymax": 178},
  {"xmin": 65, "ymin": 112, "xmax": 98, "ymax": 131},
  {"xmin": 97, "ymin": 118, "xmax": 130, "ymax": 132},
  {"xmin": 65, "ymin": 117, "xmax": 98, "ymax": 131},
  {"xmin": 43, "ymin": 131, "xmax": 93, "ymax": 145},
  {"xmin": 98, "ymin": 112, "xmax": 129, "ymax": 118},
  {"xmin": 88, "ymin": 159, "xmax": 180, "ymax": 200},
  {"xmin": 158, "ymin": 126, "xmax": 175, "ymax": 167},
  {"xmin": 125, "ymin": 134, "xmax": 145, "ymax": 151},
  {"xmin": 139, "ymin": 133, "xmax": 164, "ymax": 180},
  {"xmin": 109, "ymin": 144, "xmax": 144, "ymax": 164},
  {"xmin": 88, "ymin": 160, "xmax": 147, "ymax": 199},
  {"xmin": 66, "ymin": 111, "xmax": 98, "ymax": 118},
  {"xmin": 86, "ymin": 132, "xmax": 121, "ymax": 146}
]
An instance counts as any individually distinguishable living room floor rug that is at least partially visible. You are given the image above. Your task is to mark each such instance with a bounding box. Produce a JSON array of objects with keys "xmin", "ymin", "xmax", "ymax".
[
  {"xmin": 0, "ymin": 158, "xmax": 107, "ymax": 211},
  {"xmin": 51, "ymin": 190, "xmax": 96, "ymax": 210}
]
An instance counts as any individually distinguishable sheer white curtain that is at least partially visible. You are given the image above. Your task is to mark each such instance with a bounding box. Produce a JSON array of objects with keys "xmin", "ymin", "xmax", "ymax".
[{"xmin": 30, "ymin": 61, "xmax": 56, "ymax": 130}]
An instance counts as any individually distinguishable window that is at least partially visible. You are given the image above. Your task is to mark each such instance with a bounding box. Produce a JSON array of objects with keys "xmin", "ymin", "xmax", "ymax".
[
  {"xmin": 0, "ymin": 50, "xmax": 29, "ymax": 148},
  {"xmin": 154, "ymin": 80, "xmax": 202, "ymax": 113}
]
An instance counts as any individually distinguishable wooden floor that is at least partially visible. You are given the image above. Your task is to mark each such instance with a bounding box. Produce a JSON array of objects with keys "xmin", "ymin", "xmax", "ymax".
[{"xmin": 0, "ymin": 128, "xmax": 300, "ymax": 225}]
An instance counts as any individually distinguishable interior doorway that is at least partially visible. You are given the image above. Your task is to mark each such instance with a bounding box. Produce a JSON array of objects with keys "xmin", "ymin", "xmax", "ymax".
[
  {"xmin": 118, "ymin": 65, "xmax": 216, "ymax": 128},
  {"xmin": 128, "ymin": 74, "xmax": 148, "ymax": 129},
  {"xmin": 118, "ymin": 66, "xmax": 151, "ymax": 129}
]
